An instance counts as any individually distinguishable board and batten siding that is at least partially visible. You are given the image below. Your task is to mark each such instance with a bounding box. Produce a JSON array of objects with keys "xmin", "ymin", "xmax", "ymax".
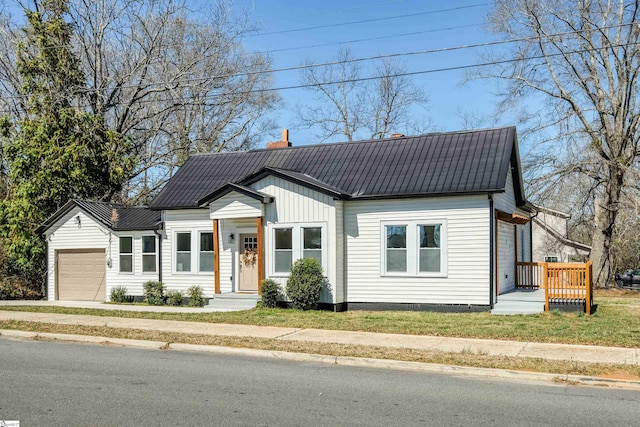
[
  {"xmin": 251, "ymin": 176, "xmax": 338, "ymax": 304},
  {"xmin": 162, "ymin": 209, "xmax": 216, "ymax": 296},
  {"xmin": 209, "ymin": 193, "xmax": 263, "ymax": 219},
  {"xmin": 44, "ymin": 208, "xmax": 110, "ymax": 301},
  {"xmin": 344, "ymin": 195, "xmax": 492, "ymax": 305}
]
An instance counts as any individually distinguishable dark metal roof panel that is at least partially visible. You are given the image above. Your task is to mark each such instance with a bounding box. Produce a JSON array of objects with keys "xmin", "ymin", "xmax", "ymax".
[{"xmin": 149, "ymin": 127, "xmax": 520, "ymax": 209}]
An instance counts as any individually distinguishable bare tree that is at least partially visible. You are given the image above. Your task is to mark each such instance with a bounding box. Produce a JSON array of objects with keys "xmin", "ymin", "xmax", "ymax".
[
  {"xmin": 477, "ymin": 0, "xmax": 640, "ymax": 287},
  {"xmin": 297, "ymin": 47, "xmax": 430, "ymax": 142},
  {"xmin": 0, "ymin": 0, "xmax": 279, "ymax": 202}
]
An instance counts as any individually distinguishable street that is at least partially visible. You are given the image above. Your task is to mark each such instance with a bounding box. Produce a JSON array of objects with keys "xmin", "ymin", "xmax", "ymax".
[{"xmin": 1, "ymin": 338, "xmax": 639, "ymax": 426}]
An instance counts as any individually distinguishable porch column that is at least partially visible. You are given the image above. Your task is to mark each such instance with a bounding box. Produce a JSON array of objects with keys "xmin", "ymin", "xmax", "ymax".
[
  {"xmin": 213, "ymin": 219, "xmax": 220, "ymax": 294},
  {"xmin": 257, "ymin": 216, "xmax": 264, "ymax": 294}
]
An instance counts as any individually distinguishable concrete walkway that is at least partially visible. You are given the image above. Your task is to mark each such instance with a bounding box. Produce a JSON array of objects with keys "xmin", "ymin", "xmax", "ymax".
[{"xmin": 0, "ymin": 307, "xmax": 637, "ymax": 366}]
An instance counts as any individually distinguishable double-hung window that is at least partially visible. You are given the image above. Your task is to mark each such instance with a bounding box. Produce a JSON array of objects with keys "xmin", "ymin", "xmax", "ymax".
[
  {"xmin": 382, "ymin": 221, "xmax": 446, "ymax": 276},
  {"xmin": 119, "ymin": 236, "xmax": 133, "ymax": 273},
  {"xmin": 176, "ymin": 232, "xmax": 191, "ymax": 272},
  {"xmin": 199, "ymin": 232, "xmax": 214, "ymax": 272},
  {"xmin": 271, "ymin": 224, "xmax": 326, "ymax": 275},
  {"xmin": 142, "ymin": 235, "xmax": 156, "ymax": 273}
]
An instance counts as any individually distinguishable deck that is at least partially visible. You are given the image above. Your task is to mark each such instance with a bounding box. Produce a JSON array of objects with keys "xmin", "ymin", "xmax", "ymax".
[{"xmin": 492, "ymin": 261, "xmax": 593, "ymax": 315}]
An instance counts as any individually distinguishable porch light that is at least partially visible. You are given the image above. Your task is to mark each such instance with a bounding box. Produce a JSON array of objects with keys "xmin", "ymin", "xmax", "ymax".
[{"xmin": 228, "ymin": 233, "xmax": 235, "ymax": 244}]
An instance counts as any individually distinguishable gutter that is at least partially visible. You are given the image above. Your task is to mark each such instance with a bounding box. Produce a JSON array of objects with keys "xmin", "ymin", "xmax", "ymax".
[{"xmin": 489, "ymin": 194, "xmax": 495, "ymax": 308}]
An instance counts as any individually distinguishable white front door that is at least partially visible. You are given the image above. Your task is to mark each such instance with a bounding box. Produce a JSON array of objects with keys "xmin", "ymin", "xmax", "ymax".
[{"xmin": 238, "ymin": 234, "xmax": 258, "ymax": 292}]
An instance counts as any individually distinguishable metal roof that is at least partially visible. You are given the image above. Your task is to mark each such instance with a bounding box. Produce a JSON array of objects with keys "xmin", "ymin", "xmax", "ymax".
[
  {"xmin": 38, "ymin": 200, "xmax": 161, "ymax": 233},
  {"xmin": 149, "ymin": 127, "xmax": 526, "ymax": 210}
]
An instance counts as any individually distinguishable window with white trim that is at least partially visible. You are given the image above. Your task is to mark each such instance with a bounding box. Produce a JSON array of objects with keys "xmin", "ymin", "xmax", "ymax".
[
  {"xmin": 199, "ymin": 232, "xmax": 214, "ymax": 272},
  {"xmin": 271, "ymin": 224, "xmax": 326, "ymax": 275},
  {"xmin": 544, "ymin": 256, "xmax": 559, "ymax": 263},
  {"xmin": 119, "ymin": 236, "xmax": 133, "ymax": 273},
  {"xmin": 382, "ymin": 221, "xmax": 447, "ymax": 276},
  {"xmin": 274, "ymin": 228, "xmax": 293, "ymax": 273},
  {"xmin": 176, "ymin": 232, "xmax": 191, "ymax": 272},
  {"xmin": 142, "ymin": 235, "xmax": 156, "ymax": 273}
]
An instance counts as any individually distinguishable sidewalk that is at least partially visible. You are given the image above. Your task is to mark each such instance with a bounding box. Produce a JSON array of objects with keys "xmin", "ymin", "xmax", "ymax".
[{"xmin": 0, "ymin": 307, "xmax": 637, "ymax": 366}]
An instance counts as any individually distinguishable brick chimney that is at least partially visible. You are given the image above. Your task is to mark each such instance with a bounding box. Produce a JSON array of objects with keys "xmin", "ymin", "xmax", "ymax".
[
  {"xmin": 267, "ymin": 129, "xmax": 292, "ymax": 149},
  {"xmin": 390, "ymin": 133, "xmax": 405, "ymax": 138}
]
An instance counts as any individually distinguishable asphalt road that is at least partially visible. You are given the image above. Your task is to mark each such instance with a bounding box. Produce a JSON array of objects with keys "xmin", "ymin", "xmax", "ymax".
[{"xmin": 1, "ymin": 338, "xmax": 639, "ymax": 426}]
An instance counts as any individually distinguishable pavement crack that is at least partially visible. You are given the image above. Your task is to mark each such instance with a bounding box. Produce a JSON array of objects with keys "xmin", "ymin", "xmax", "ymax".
[{"xmin": 273, "ymin": 329, "xmax": 303, "ymax": 340}]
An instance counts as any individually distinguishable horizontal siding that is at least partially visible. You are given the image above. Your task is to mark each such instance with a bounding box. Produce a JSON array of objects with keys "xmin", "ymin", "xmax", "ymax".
[
  {"xmin": 497, "ymin": 221, "xmax": 515, "ymax": 294},
  {"xmin": 106, "ymin": 231, "xmax": 161, "ymax": 299},
  {"xmin": 45, "ymin": 209, "xmax": 110, "ymax": 300},
  {"xmin": 344, "ymin": 196, "xmax": 491, "ymax": 305},
  {"xmin": 162, "ymin": 209, "xmax": 216, "ymax": 296},
  {"xmin": 210, "ymin": 193, "xmax": 263, "ymax": 219}
]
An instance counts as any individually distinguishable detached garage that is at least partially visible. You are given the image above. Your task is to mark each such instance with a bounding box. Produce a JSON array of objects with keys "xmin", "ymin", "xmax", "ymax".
[{"xmin": 38, "ymin": 200, "xmax": 161, "ymax": 301}]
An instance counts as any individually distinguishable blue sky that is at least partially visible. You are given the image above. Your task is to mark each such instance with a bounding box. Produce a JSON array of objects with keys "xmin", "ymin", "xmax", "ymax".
[{"xmin": 233, "ymin": 0, "xmax": 513, "ymax": 145}]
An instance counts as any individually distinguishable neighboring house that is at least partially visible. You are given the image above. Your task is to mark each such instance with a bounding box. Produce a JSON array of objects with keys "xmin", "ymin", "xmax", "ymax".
[
  {"xmin": 530, "ymin": 205, "xmax": 591, "ymax": 263},
  {"xmin": 39, "ymin": 127, "xmax": 534, "ymax": 310}
]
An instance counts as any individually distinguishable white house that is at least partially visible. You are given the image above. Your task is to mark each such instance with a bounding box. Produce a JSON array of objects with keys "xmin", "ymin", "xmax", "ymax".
[
  {"xmin": 39, "ymin": 127, "xmax": 535, "ymax": 310},
  {"xmin": 530, "ymin": 205, "xmax": 591, "ymax": 263}
]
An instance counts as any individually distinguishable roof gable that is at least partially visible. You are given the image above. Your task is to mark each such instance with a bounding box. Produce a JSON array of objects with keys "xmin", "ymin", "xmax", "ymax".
[
  {"xmin": 149, "ymin": 127, "xmax": 525, "ymax": 209},
  {"xmin": 38, "ymin": 200, "xmax": 161, "ymax": 234}
]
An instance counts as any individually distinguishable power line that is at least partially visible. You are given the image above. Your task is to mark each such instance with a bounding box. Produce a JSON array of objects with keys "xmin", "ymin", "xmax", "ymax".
[
  {"xmin": 266, "ymin": 0, "xmax": 411, "ymax": 23},
  {"xmin": 253, "ymin": 23, "xmax": 481, "ymax": 55},
  {"xmin": 245, "ymin": 3, "xmax": 491, "ymax": 37},
  {"xmin": 0, "ymin": 40, "xmax": 636, "ymax": 113}
]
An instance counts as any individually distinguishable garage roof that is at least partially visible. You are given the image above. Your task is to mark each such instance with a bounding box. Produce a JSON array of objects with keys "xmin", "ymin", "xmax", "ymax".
[{"xmin": 37, "ymin": 200, "xmax": 161, "ymax": 234}]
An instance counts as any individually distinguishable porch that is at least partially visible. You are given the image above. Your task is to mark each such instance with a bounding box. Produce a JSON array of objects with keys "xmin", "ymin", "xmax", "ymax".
[{"xmin": 492, "ymin": 261, "xmax": 593, "ymax": 315}]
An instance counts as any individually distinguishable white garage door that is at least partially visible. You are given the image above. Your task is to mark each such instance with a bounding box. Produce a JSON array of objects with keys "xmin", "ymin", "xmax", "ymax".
[{"xmin": 57, "ymin": 249, "xmax": 106, "ymax": 301}]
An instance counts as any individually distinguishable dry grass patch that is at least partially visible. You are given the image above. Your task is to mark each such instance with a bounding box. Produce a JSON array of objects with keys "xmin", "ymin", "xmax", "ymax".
[
  {"xmin": 2, "ymin": 290, "xmax": 640, "ymax": 347},
  {"xmin": 1, "ymin": 319, "xmax": 639, "ymax": 381}
]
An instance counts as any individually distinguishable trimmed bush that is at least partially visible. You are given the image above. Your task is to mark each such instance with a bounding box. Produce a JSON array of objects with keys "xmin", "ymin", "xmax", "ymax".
[
  {"xmin": 286, "ymin": 258, "xmax": 324, "ymax": 310},
  {"xmin": 259, "ymin": 279, "xmax": 282, "ymax": 308},
  {"xmin": 110, "ymin": 286, "xmax": 129, "ymax": 303},
  {"xmin": 166, "ymin": 290, "xmax": 184, "ymax": 306},
  {"xmin": 143, "ymin": 280, "xmax": 165, "ymax": 305},
  {"xmin": 188, "ymin": 285, "xmax": 205, "ymax": 307}
]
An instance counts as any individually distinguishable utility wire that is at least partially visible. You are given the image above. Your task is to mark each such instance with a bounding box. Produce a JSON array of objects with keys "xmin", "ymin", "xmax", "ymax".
[
  {"xmin": 0, "ymin": 40, "xmax": 636, "ymax": 113},
  {"xmin": 265, "ymin": 0, "xmax": 411, "ymax": 23},
  {"xmin": 246, "ymin": 3, "xmax": 491, "ymax": 37}
]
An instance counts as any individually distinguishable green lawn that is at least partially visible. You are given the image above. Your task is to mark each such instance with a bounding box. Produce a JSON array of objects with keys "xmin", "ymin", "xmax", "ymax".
[{"xmin": 1, "ymin": 291, "xmax": 639, "ymax": 348}]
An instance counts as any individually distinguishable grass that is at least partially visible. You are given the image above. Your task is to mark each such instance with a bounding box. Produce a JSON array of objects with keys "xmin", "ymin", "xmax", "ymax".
[
  {"xmin": 1, "ymin": 289, "xmax": 639, "ymax": 347},
  {"xmin": 2, "ymin": 319, "xmax": 639, "ymax": 381}
]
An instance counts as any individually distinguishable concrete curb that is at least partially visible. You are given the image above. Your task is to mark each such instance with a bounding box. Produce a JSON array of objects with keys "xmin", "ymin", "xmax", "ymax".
[{"xmin": 3, "ymin": 329, "xmax": 640, "ymax": 391}]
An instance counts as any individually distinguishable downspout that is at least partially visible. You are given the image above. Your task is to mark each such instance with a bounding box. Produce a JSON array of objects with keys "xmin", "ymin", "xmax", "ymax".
[
  {"xmin": 154, "ymin": 227, "xmax": 163, "ymax": 283},
  {"xmin": 489, "ymin": 194, "xmax": 495, "ymax": 308},
  {"xmin": 528, "ymin": 209, "xmax": 539, "ymax": 262}
]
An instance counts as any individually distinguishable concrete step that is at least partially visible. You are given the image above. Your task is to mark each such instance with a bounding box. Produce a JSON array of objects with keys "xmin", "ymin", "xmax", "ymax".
[
  {"xmin": 491, "ymin": 301, "xmax": 545, "ymax": 315},
  {"xmin": 207, "ymin": 293, "xmax": 260, "ymax": 311}
]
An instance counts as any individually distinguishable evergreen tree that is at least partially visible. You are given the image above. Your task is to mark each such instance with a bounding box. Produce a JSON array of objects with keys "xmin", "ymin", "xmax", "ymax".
[{"xmin": 0, "ymin": 0, "xmax": 133, "ymax": 289}]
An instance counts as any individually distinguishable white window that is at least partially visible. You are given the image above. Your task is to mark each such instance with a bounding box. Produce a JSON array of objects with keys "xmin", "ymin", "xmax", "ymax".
[
  {"xmin": 176, "ymin": 232, "xmax": 191, "ymax": 272},
  {"xmin": 381, "ymin": 221, "xmax": 447, "ymax": 276},
  {"xmin": 544, "ymin": 256, "xmax": 559, "ymax": 263},
  {"xmin": 142, "ymin": 235, "xmax": 156, "ymax": 273},
  {"xmin": 274, "ymin": 228, "xmax": 293, "ymax": 273},
  {"xmin": 270, "ymin": 224, "xmax": 326, "ymax": 275},
  {"xmin": 199, "ymin": 232, "xmax": 214, "ymax": 272},
  {"xmin": 119, "ymin": 236, "xmax": 133, "ymax": 273}
]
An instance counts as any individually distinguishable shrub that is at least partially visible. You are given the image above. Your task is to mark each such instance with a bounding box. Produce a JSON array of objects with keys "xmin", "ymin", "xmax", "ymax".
[
  {"xmin": 143, "ymin": 280, "xmax": 165, "ymax": 305},
  {"xmin": 259, "ymin": 279, "xmax": 282, "ymax": 308},
  {"xmin": 110, "ymin": 286, "xmax": 129, "ymax": 303},
  {"xmin": 188, "ymin": 285, "xmax": 205, "ymax": 307},
  {"xmin": 0, "ymin": 277, "xmax": 41, "ymax": 300},
  {"xmin": 286, "ymin": 258, "xmax": 324, "ymax": 310},
  {"xmin": 166, "ymin": 290, "xmax": 184, "ymax": 306}
]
